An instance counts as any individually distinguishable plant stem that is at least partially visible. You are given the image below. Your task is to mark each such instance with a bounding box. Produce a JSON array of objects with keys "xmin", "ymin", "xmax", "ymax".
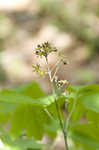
[
  {"xmin": 52, "ymin": 64, "xmax": 60, "ymax": 82},
  {"xmin": 63, "ymin": 100, "xmax": 69, "ymax": 150},
  {"xmin": 45, "ymin": 56, "xmax": 69, "ymax": 150},
  {"xmin": 63, "ymin": 130, "xmax": 69, "ymax": 150},
  {"xmin": 51, "ymin": 59, "xmax": 61, "ymax": 72},
  {"xmin": 55, "ymin": 96, "xmax": 68, "ymax": 150}
]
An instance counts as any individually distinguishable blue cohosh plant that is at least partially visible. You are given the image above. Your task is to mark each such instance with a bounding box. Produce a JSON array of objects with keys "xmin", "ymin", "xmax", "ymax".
[
  {"xmin": 32, "ymin": 42, "xmax": 71, "ymax": 150},
  {"xmin": 0, "ymin": 42, "xmax": 99, "ymax": 150}
]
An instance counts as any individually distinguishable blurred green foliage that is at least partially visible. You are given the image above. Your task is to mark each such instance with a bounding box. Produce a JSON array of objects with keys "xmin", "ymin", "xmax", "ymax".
[{"xmin": 76, "ymin": 70, "xmax": 96, "ymax": 83}]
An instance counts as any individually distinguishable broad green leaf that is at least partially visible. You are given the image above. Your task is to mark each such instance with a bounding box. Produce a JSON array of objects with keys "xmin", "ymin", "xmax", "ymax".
[
  {"xmin": 66, "ymin": 85, "xmax": 85, "ymax": 122},
  {"xmin": 67, "ymin": 84, "xmax": 99, "ymax": 149},
  {"xmin": 68, "ymin": 84, "xmax": 99, "ymax": 113},
  {"xmin": 66, "ymin": 85, "xmax": 83, "ymax": 93},
  {"xmin": 10, "ymin": 104, "xmax": 51, "ymax": 140},
  {"xmin": 79, "ymin": 93, "xmax": 99, "ymax": 113},
  {"xmin": 0, "ymin": 90, "xmax": 41, "ymax": 105},
  {"xmin": 0, "ymin": 89, "xmax": 65, "ymax": 107},
  {"xmin": 0, "ymin": 102, "xmax": 18, "ymax": 113},
  {"xmin": 0, "ymin": 82, "xmax": 67, "ymax": 140},
  {"xmin": 78, "ymin": 84, "xmax": 99, "ymax": 94},
  {"xmin": 73, "ymin": 140, "xmax": 96, "ymax": 150},
  {"xmin": 10, "ymin": 82, "xmax": 46, "ymax": 99},
  {"xmin": 69, "ymin": 131, "xmax": 99, "ymax": 149},
  {"xmin": 47, "ymin": 95, "xmax": 65, "ymax": 119},
  {"xmin": 0, "ymin": 82, "xmax": 66, "ymax": 139},
  {"xmin": 0, "ymin": 128, "xmax": 45, "ymax": 150},
  {"xmin": 67, "ymin": 99, "xmax": 85, "ymax": 122},
  {"xmin": 66, "ymin": 86, "xmax": 78, "ymax": 101},
  {"xmin": 70, "ymin": 123, "xmax": 99, "ymax": 143},
  {"xmin": 45, "ymin": 120, "xmax": 60, "ymax": 139},
  {"xmin": 9, "ymin": 95, "xmax": 65, "ymax": 140},
  {"xmin": 86, "ymin": 110, "xmax": 99, "ymax": 125},
  {"xmin": 0, "ymin": 113, "xmax": 10, "ymax": 124},
  {"xmin": 13, "ymin": 138, "xmax": 45, "ymax": 150},
  {"xmin": 69, "ymin": 124, "xmax": 99, "ymax": 149},
  {"xmin": 0, "ymin": 82, "xmax": 46, "ymax": 120}
]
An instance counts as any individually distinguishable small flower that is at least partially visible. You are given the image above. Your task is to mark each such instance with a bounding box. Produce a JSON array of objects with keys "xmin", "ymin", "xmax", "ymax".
[
  {"xmin": 32, "ymin": 64, "xmax": 40, "ymax": 73},
  {"xmin": 54, "ymin": 76, "xmax": 68, "ymax": 88},
  {"xmin": 32, "ymin": 64, "xmax": 46, "ymax": 77},
  {"xmin": 57, "ymin": 80, "xmax": 69, "ymax": 87},
  {"xmin": 34, "ymin": 42, "xmax": 57, "ymax": 58},
  {"xmin": 53, "ymin": 76, "xmax": 69, "ymax": 95},
  {"xmin": 39, "ymin": 70, "xmax": 45, "ymax": 77}
]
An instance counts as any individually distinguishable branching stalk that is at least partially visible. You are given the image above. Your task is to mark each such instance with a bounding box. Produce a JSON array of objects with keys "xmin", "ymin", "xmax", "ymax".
[
  {"xmin": 52, "ymin": 64, "xmax": 60, "ymax": 82},
  {"xmin": 54, "ymin": 96, "xmax": 68, "ymax": 150},
  {"xmin": 45, "ymin": 56, "xmax": 68, "ymax": 150},
  {"xmin": 45, "ymin": 57, "xmax": 53, "ymax": 83},
  {"xmin": 33, "ymin": 42, "xmax": 70, "ymax": 150},
  {"xmin": 51, "ymin": 59, "xmax": 61, "ymax": 72}
]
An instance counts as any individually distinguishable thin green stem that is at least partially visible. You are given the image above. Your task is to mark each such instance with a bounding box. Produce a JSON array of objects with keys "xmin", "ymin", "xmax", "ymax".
[
  {"xmin": 52, "ymin": 64, "xmax": 60, "ymax": 82},
  {"xmin": 45, "ymin": 56, "xmax": 69, "ymax": 150},
  {"xmin": 51, "ymin": 59, "xmax": 60, "ymax": 72},
  {"xmin": 64, "ymin": 100, "xmax": 68, "ymax": 131},
  {"xmin": 45, "ymin": 57, "xmax": 53, "ymax": 83},
  {"xmin": 54, "ymin": 96, "xmax": 68, "ymax": 150},
  {"xmin": 63, "ymin": 99, "xmax": 69, "ymax": 150}
]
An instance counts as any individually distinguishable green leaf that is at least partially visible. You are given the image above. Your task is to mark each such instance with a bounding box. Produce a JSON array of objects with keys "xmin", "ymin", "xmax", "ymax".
[
  {"xmin": 66, "ymin": 85, "xmax": 83, "ymax": 93},
  {"xmin": 0, "ymin": 113, "xmax": 10, "ymax": 125},
  {"xmin": 86, "ymin": 110, "xmax": 99, "ymax": 125},
  {"xmin": 47, "ymin": 95, "xmax": 65, "ymax": 118},
  {"xmin": 66, "ymin": 85, "xmax": 85, "ymax": 122},
  {"xmin": 66, "ymin": 85, "xmax": 83, "ymax": 102},
  {"xmin": 14, "ymin": 138, "xmax": 45, "ymax": 150},
  {"xmin": 10, "ymin": 104, "xmax": 51, "ymax": 140},
  {"xmin": 10, "ymin": 82, "xmax": 46, "ymax": 99},
  {"xmin": 69, "ymin": 131, "xmax": 99, "ymax": 150},
  {"xmin": 69, "ymin": 123, "xmax": 99, "ymax": 149},
  {"xmin": 0, "ymin": 102, "xmax": 18, "ymax": 113},
  {"xmin": 0, "ymin": 90, "xmax": 41, "ymax": 106},
  {"xmin": 70, "ymin": 84, "xmax": 99, "ymax": 113},
  {"xmin": 10, "ymin": 95, "xmax": 65, "ymax": 140},
  {"xmin": 79, "ymin": 92, "xmax": 99, "ymax": 113},
  {"xmin": 45, "ymin": 120, "xmax": 60, "ymax": 139},
  {"xmin": 73, "ymin": 141, "xmax": 95, "ymax": 150},
  {"xmin": 0, "ymin": 82, "xmax": 65, "ymax": 140},
  {"xmin": 0, "ymin": 128, "xmax": 45, "ymax": 150},
  {"xmin": 0, "ymin": 88, "xmax": 64, "ymax": 107},
  {"xmin": 78, "ymin": 84, "xmax": 99, "ymax": 94},
  {"xmin": 67, "ymin": 99, "xmax": 85, "ymax": 122}
]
